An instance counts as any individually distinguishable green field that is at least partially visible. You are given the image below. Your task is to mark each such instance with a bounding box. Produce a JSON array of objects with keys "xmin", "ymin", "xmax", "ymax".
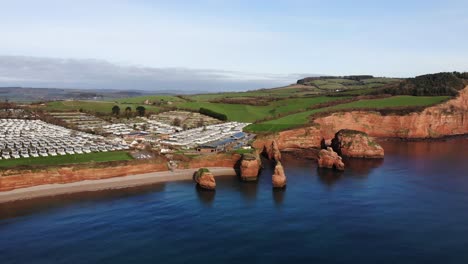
[
  {"xmin": 116, "ymin": 95, "xmax": 185, "ymax": 104},
  {"xmin": 0, "ymin": 151, "xmax": 134, "ymax": 169},
  {"xmin": 246, "ymin": 96, "xmax": 449, "ymax": 132},
  {"xmin": 177, "ymin": 96, "xmax": 349, "ymax": 122},
  {"xmin": 42, "ymin": 101, "xmax": 160, "ymax": 113},
  {"xmin": 39, "ymin": 77, "xmax": 453, "ymax": 134}
]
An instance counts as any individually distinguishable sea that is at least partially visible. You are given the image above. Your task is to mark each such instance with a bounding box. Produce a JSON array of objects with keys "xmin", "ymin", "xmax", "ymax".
[{"xmin": 1, "ymin": 137, "xmax": 467, "ymax": 264}]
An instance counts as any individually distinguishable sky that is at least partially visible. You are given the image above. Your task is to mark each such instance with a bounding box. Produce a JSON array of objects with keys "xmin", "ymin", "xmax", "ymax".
[{"xmin": 1, "ymin": 0, "xmax": 467, "ymax": 91}]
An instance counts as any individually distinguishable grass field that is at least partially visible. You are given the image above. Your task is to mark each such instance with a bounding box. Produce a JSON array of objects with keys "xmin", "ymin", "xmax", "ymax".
[
  {"xmin": 326, "ymin": 96, "xmax": 449, "ymax": 110},
  {"xmin": 245, "ymin": 96, "xmax": 449, "ymax": 132},
  {"xmin": 178, "ymin": 96, "xmax": 349, "ymax": 122},
  {"xmin": 116, "ymin": 95, "xmax": 184, "ymax": 104},
  {"xmin": 0, "ymin": 151, "xmax": 134, "ymax": 169},
  {"xmin": 42, "ymin": 101, "xmax": 160, "ymax": 114},
  {"xmin": 38, "ymin": 79, "xmax": 451, "ymax": 134}
]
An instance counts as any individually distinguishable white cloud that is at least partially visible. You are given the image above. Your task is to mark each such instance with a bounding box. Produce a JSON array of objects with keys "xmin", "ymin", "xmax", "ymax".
[{"xmin": 0, "ymin": 56, "xmax": 307, "ymax": 91}]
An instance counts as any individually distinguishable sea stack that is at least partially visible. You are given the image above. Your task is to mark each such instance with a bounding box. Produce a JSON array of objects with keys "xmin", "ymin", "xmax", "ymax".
[
  {"xmin": 240, "ymin": 153, "xmax": 262, "ymax": 181},
  {"xmin": 269, "ymin": 140, "xmax": 282, "ymax": 162},
  {"xmin": 272, "ymin": 161, "xmax": 287, "ymax": 188},
  {"xmin": 318, "ymin": 147, "xmax": 345, "ymax": 171},
  {"xmin": 193, "ymin": 168, "xmax": 216, "ymax": 190},
  {"xmin": 331, "ymin": 129, "xmax": 384, "ymax": 158}
]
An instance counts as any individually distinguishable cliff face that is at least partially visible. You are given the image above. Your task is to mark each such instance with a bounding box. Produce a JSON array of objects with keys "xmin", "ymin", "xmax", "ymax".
[
  {"xmin": 0, "ymin": 162, "xmax": 168, "ymax": 192},
  {"xmin": 315, "ymin": 86, "xmax": 468, "ymax": 139},
  {"xmin": 0, "ymin": 154, "xmax": 242, "ymax": 192},
  {"xmin": 180, "ymin": 153, "xmax": 241, "ymax": 169},
  {"xmin": 254, "ymin": 86, "xmax": 468, "ymax": 151}
]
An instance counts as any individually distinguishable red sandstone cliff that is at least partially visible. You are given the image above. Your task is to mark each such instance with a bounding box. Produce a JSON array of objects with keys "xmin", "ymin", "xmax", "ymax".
[
  {"xmin": 0, "ymin": 153, "xmax": 241, "ymax": 192},
  {"xmin": 254, "ymin": 86, "xmax": 468, "ymax": 151},
  {"xmin": 315, "ymin": 86, "xmax": 468, "ymax": 139},
  {"xmin": 0, "ymin": 162, "xmax": 168, "ymax": 192}
]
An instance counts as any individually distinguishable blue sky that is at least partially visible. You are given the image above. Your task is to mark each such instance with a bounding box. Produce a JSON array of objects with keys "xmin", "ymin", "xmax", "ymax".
[{"xmin": 0, "ymin": 0, "xmax": 467, "ymax": 90}]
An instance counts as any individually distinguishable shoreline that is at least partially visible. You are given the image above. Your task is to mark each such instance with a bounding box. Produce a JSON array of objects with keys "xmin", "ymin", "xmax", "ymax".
[{"xmin": 0, "ymin": 167, "xmax": 237, "ymax": 204}]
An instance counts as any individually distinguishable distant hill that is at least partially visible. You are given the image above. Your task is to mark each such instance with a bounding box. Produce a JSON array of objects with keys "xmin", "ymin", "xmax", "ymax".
[
  {"xmin": 286, "ymin": 75, "xmax": 401, "ymax": 95},
  {"xmin": 297, "ymin": 75, "xmax": 375, "ymax": 84},
  {"xmin": 0, "ymin": 87, "xmax": 205, "ymax": 102}
]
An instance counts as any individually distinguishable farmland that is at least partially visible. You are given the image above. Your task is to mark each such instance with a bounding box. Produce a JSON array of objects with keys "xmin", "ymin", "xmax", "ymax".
[
  {"xmin": 245, "ymin": 95, "xmax": 450, "ymax": 132},
  {"xmin": 177, "ymin": 96, "xmax": 348, "ymax": 122},
  {"xmin": 40, "ymin": 100, "xmax": 160, "ymax": 114},
  {"xmin": 33, "ymin": 74, "xmax": 460, "ymax": 134}
]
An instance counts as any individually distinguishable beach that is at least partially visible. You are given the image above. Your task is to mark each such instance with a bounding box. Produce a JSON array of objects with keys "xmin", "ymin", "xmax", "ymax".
[{"xmin": 0, "ymin": 167, "xmax": 236, "ymax": 203}]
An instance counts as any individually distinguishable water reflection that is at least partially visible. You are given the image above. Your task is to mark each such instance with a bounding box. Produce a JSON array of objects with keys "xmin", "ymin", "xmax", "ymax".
[
  {"xmin": 344, "ymin": 158, "xmax": 384, "ymax": 176},
  {"xmin": 317, "ymin": 168, "xmax": 344, "ymax": 186},
  {"xmin": 379, "ymin": 137, "xmax": 468, "ymax": 159},
  {"xmin": 316, "ymin": 157, "xmax": 384, "ymax": 186},
  {"xmin": 239, "ymin": 181, "xmax": 259, "ymax": 202},
  {"xmin": 195, "ymin": 185, "xmax": 215, "ymax": 206},
  {"xmin": 272, "ymin": 188, "xmax": 285, "ymax": 206},
  {"xmin": 0, "ymin": 183, "xmax": 167, "ymax": 220}
]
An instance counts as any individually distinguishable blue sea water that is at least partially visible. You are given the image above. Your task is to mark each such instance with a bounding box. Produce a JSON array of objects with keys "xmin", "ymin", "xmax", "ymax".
[{"xmin": 1, "ymin": 138, "xmax": 468, "ymax": 264}]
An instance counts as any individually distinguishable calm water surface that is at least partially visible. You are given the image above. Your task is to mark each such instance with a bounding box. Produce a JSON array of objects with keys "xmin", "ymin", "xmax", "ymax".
[{"xmin": 1, "ymin": 138, "xmax": 468, "ymax": 264}]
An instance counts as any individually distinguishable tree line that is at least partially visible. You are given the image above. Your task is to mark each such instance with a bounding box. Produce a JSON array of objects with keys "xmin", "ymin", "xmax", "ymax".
[
  {"xmin": 199, "ymin": 107, "xmax": 228, "ymax": 121},
  {"xmin": 112, "ymin": 105, "xmax": 146, "ymax": 117},
  {"xmin": 379, "ymin": 72, "xmax": 467, "ymax": 96}
]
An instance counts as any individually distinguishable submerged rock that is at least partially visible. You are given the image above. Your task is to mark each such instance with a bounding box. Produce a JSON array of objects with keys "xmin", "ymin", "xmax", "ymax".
[
  {"xmin": 193, "ymin": 168, "xmax": 216, "ymax": 190},
  {"xmin": 331, "ymin": 129, "xmax": 384, "ymax": 158},
  {"xmin": 318, "ymin": 147, "xmax": 345, "ymax": 171},
  {"xmin": 240, "ymin": 153, "xmax": 262, "ymax": 181},
  {"xmin": 272, "ymin": 162, "xmax": 287, "ymax": 188}
]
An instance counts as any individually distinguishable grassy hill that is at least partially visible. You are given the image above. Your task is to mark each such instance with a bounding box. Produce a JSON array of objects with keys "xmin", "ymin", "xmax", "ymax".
[
  {"xmin": 244, "ymin": 96, "xmax": 450, "ymax": 132},
  {"xmin": 39, "ymin": 100, "xmax": 161, "ymax": 114},
  {"xmin": 33, "ymin": 72, "xmax": 464, "ymax": 134}
]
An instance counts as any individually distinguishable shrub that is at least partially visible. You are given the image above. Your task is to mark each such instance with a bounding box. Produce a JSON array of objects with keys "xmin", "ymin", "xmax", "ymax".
[{"xmin": 199, "ymin": 107, "xmax": 228, "ymax": 121}]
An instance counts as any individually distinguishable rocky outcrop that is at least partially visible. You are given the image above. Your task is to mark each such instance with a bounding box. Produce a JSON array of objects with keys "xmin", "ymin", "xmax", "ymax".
[
  {"xmin": 253, "ymin": 128, "xmax": 324, "ymax": 153},
  {"xmin": 270, "ymin": 140, "xmax": 282, "ymax": 161},
  {"xmin": 193, "ymin": 168, "xmax": 216, "ymax": 190},
  {"xmin": 272, "ymin": 162, "xmax": 287, "ymax": 188},
  {"xmin": 331, "ymin": 129, "xmax": 384, "ymax": 158},
  {"xmin": 255, "ymin": 140, "xmax": 282, "ymax": 161},
  {"xmin": 318, "ymin": 147, "xmax": 345, "ymax": 170},
  {"xmin": 240, "ymin": 153, "xmax": 262, "ymax": 181}
]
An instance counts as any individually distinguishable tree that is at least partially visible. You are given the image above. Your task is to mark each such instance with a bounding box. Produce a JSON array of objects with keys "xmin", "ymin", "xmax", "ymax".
[
  {"xmin": 172, "ymin": 117, "xmax": 182, "ymax": 127},
  {"xmin": 125, "ymin": 106, "xmax": 132, "ymax": 119},
  {"xmin": 112, "ymin": 105, "xmax": 120, "ymax": 115},
  {"xmin": 136, "ymin": 106, "xmax": 146, "ymax": 116},
  {"xmin": 199, "ymin": 107, "xmax": 227, "ymax": 121},
  {"xmin": 196, "ymin": 118, "xmax": 205, "ymax": 127}
]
